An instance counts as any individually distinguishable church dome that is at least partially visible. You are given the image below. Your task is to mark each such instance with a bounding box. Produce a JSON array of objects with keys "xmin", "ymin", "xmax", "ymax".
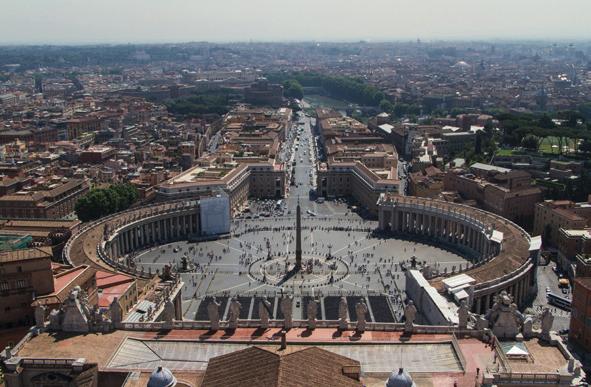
[
  {"xmin": 453, "ymin": 60, "xmax": 471, "ymax": 69},
  {"xmin": 147, "ymin": 366, "xmax": 177, "ymax": 387},
  {"xmin": 386, "ymin": 368, "xmax": 415, "ymax": 387}
]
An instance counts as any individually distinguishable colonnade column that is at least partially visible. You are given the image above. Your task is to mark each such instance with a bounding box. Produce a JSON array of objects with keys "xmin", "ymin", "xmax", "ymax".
[
  {"xmin": 391, "ymin": 210, "xmax": 397, "ymax": 232},
  {"xmin": 515, "ymin": 280, "xmax": 522, "ymax": 305},
  {"xmin": 122, "ymin": 231, "xmax": 126, "ymax": 253},
  {"xmin": 134, "ymin": 228, "xmax": 139, "ymax": 250}
]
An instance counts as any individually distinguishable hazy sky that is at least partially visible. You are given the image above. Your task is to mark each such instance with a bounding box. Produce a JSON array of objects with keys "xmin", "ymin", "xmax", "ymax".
[{"xmin": 1, "ymin": 0, "xmax": 589, "ymax": 44}]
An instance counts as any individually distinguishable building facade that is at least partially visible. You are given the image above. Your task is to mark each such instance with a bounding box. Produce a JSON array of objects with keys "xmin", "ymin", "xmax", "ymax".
[
  {"xmin": 0, "ymin": 247, "xmax": 54, "ymax": 328},
  {"xmin": 569, "ymin": 254, "xmax": 591, "ymax": 355},
  {"xmin": 444, "ymin": 165, "xmax": 542, "ymax": 227},
  {"xmin": 0, "ymin": 179, "xmax": 90, "ymax": 219},
  {"xmin": 533, "ymin": 199, "xmax": 591, "ymax": 245}
]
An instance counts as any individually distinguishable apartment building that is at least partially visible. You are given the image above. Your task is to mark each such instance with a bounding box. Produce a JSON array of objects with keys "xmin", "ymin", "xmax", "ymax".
[
  {"xmin": 570, "ymin": 254, "xmax": 591, "ymax": 354},
  {"xmin": 533, "ymin": 199, "xmax": 591, "ymax": 245},
  {"xmin": 0, "ymin": 247, "xmax": 54, "ymax": 328},
  {"xmin": 444, "ymin": 163, "xmax": 542, "ymax": 227},
  {"xmin": 156, "ymin": 159, "xmax": 286, "ymax": 214},
  {"xmin": 0, "ymin": 178, "xmax": 90, "ymax": 219}
]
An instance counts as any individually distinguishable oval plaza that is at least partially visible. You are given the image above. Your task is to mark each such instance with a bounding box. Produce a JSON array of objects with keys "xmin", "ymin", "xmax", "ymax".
[{"xmin": 64, "ymin": 188, "xmax": 540, "ymax": 324}]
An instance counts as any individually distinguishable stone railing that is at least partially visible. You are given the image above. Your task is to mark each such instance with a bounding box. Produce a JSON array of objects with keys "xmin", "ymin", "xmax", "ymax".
[
  {"xmin": 0, "ymin": 327, "xmax": 36, "ymax": 361},
  {"xmin": 97, "ymin": 242, "xmax": 153, "ymax": 280},
  {"xmin": 451, "ymin": 332, "xmax": 467, "ymax": 372},
  {"xmin": 492, "ymin": 335, "xmax": 511, "ymax": 373},
  {"xmin": 116, "ymin": 319, "xmax": 481, "ymax": 337},
  {"xmin": 486, "ymin": 372, "xmax": 569, "ymax": 385},
  {"xmin": 473, "ymin": 260, "xmax": 534, "ymax": 297}
]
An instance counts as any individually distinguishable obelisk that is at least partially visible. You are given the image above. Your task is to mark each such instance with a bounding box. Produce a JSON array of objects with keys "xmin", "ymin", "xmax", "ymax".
[{"xmin": 295, "ymin": 200, "xmax": 302, "ymax": 269}]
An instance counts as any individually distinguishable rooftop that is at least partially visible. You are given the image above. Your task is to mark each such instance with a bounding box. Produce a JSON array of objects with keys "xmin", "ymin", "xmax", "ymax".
[
  {"xmin": 470, "ymin": 162, "xmax": 511, "ymax": 174},
  {"xmin": 15, "ymin": 328, "xmax": 490, "ymax": 386},
  {"xmin": 202, "ymin": 346, "xmax": 362, "ymax": 387},
  {"xmin": 0, "ymin": 246, "xmax": 52, "ymax": 264}
]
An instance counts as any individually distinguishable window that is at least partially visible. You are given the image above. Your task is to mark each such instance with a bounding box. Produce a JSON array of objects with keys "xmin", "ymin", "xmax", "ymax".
[
  {"xmin": 16, "ymin": 279, "xmax": 27, "ymax": 289},
  {"xmin": 0, "ymin": 281, "xmax": 8, "ymax": 291}
]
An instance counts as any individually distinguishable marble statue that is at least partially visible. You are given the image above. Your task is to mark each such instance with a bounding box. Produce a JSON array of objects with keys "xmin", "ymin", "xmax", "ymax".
[
  {"xmin": 207, "ymin": 297, "xmax": 221, "ymax": 330},
  {"xmin": 108, "ymin": 298, "xmax": 122, "ymax": 327},
  {"xmin": 404, "ymin": 301, "xmax": 417, "ymax": 333},
  {"xmin": 307, "ymin": 298, "xmax": 319, "ymax": 330},
  {"xmin": 161, "ymin": 264, "xmax": 173, "ymax": 281},
  {"xmin": 91, "ymin": 305, "xmax": 104, "ymax": 327},
  {"xmin": 338, "ymin": 296, "xmax": 348, "ymax": 330},
  {"xmin": 258, "ymin": 297, "xmax": 272, "ymax": 329},
  {"xmin": 227, "ymin": 297, "xmax": 241, "ymax": 329},
  {"xmin": 485, "ymin": 291, "xmax": 524, "ymax": 340},
  {"xmin": 466, "ymin": 286, "xmax": 474, "ymax": 308},
  {"xmin": 48, "ymin": 309, "xmax": 62, "ymax": 330},
  {"xmin": 163, "ymin": 300, "xmax": 175, "ymax": 324},
  {"xmin": 458, "ymin": 300, "xmax": 469, "ymax": 329},
  {"xmin": 61, "ymin": 286, "xmax": 91, "ymax": 333},
  {"xmin": 280, "ymin": 295, "xmax": 293, "ymax": 329},
  {"xmin": 540, "ymin": 307, "xmax": 554, "ymax": 341},
  {"xmin": 355, "ymin": 300, "xmax": 369, "ymax": 332},
  {"xmin": 523, "ymin": 316, "xmax": 533, "ymax": 339},
  {"xmin": 34, "ymin": 304, "xmax": 46, "ymax": 329}
]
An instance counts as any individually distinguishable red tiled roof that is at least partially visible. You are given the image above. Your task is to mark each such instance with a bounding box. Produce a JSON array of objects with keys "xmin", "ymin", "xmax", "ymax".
[
  {"xmin": 96, "ymin": 270, "xmax": 134, "ymax": 288},
  {"xmin": 201, "ymin": 346, "xmax": 362, "ymax": 387},
  {"xmin": 53, "ymin": 266, "xmax": 88, "ymax": 292},
  {"xmin": 98, "ymin": 282, "xmax": 134, "ymax": 308}
]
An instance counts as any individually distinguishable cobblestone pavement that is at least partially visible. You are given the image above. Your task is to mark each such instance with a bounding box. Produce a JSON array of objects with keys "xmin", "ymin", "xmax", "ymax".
[{"xmin": 134, "ymin": 209, "xmax": 468, "ymax": 320}]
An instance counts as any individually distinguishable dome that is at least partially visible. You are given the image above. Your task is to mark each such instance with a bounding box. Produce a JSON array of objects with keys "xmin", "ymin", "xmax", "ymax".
[
  {"xmin": 453, "ymin": 61, "xmax": 471, "ymax": 68},
  {"xmin": 147, "ymin": 366, "xmax": 177, "ymax": 387},
  {"xmin": 386, "ymin": 368, "xmax": 415, "ymax": 387}
]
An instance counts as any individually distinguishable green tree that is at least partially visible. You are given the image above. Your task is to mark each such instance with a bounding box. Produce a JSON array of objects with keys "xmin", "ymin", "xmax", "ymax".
[
  {"xmin": 521, "ymin": 135, "xmax": 540, "ymax": 151},
  {"xmin": 379, "ymin": 99, "xmax": 394, "ymax": 113},
  {"xmin": 283, "ymin": 80, "xmax": 304, "ymax": 100},
  {"xmin": 580, "ymin": 139, "xmax": 591, "ymax": 153},
  {"xmin": 75, "ymin": 183, "xmax": 139, "ymax": 222},
  {"xmin": 538, "ymin": 114, "xmax": 555, "ymax": 129}
]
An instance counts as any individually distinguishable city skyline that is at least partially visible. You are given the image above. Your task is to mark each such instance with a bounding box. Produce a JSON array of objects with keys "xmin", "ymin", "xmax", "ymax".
[
  {"xmin": 0, "ymin": 3, "xmax": 590, "ymax": 383},
  {"xmin": 1, "ymin": 0, "xmax": 590, "ymax": 44}
]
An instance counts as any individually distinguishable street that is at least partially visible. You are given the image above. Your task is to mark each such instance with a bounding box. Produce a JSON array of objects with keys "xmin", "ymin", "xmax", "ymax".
[{"xmin": 532, "ymin": 263, "xmax": 571, "ymax": 332}]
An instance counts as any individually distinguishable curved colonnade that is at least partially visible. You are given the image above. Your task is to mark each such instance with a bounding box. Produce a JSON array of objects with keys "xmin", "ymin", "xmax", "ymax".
[
  {"xmin": 377, "ymin": 194, "xmax": 538, "ymax": 314},
  {"xmin": 65, "ymin": 194, "xmax": 538, "ymax": 317},
  {"xmin": 63, "ymin": 200, "xmax": 201, "ymax": 278}
]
